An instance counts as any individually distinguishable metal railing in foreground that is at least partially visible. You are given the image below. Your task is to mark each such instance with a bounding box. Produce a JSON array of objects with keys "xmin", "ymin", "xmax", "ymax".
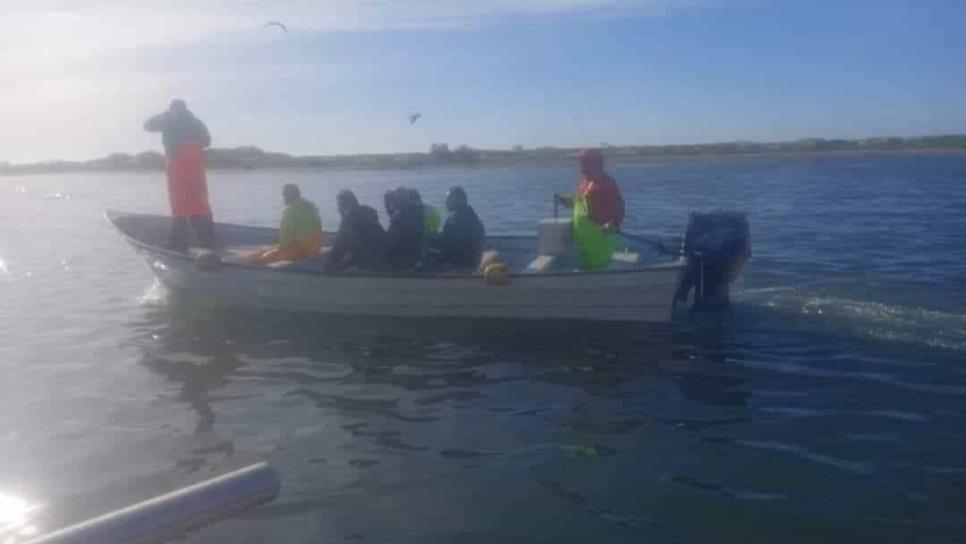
[{"xmin": 28, "ymin": 462, "xmax": 280, "ymax": 544}]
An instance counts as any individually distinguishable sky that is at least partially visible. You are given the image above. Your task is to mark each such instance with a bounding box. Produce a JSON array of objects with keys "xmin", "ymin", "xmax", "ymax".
[{"xmin": 2, "ymin": 0, "xmax": 966, "ymax": 163}]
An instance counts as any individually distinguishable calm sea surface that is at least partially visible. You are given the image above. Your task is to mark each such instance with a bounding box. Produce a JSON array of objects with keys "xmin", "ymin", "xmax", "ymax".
[{"xmin": 1, "ymin": 154, "xmax": 965, "ymax": 542}]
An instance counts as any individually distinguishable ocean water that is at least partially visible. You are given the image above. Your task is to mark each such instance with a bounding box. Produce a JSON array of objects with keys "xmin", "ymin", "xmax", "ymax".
[{"xmin": 0, "ymin": 153, "xmax": 964, "ymax": 542}]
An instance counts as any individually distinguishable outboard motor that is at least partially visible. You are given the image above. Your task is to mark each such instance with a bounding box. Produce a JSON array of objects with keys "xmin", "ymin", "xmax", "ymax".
[{"xmin": 675, "ymin": 211, "xmax": 751, "ymax": 309}]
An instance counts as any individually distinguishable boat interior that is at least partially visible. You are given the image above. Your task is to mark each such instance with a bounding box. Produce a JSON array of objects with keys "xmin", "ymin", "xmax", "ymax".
[{"xmin": 108, "ymin": 212, "xmax": 683, "ymax": 275}]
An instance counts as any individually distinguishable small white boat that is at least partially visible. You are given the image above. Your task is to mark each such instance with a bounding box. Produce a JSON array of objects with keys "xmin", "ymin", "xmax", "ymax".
[{"xmin": 106, "ymin": 210, "xmax": 746, "ymax": 323}]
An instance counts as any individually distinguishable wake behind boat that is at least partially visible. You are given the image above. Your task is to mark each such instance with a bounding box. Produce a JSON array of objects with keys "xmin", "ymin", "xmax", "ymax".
[{"xmin": 106, "ymin": 210, "xmax": 749, "ymax": 323}]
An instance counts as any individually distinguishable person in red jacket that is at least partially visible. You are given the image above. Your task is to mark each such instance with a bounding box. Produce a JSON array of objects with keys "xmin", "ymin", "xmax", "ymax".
[
  {"xmin": 144, "ymin": 99, "xmax": 214, "ymax": 252},
  {"xmin": 555, "ymin": 148, "xmax": 625, "ymax": 269}
]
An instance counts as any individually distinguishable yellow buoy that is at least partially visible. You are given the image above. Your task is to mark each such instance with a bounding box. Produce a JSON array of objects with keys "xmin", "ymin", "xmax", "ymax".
[{"xmin": 484, "ymin": 262, "xmax": 510, "ymax": 286}]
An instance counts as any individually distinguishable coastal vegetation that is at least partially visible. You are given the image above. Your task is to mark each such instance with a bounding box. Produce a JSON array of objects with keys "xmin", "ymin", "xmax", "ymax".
[{"xmin": 3, "ymin": 135, "xmax": 965, "ymax": 175}]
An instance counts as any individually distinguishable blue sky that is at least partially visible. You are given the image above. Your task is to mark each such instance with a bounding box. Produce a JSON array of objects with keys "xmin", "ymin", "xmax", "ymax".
[{"xmin": 2, "ymin": 0, "xmax": 965, "ymax": 162}]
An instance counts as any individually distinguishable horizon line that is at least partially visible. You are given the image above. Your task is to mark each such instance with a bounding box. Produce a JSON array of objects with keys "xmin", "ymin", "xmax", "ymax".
[{"xmin": 5, "ymin": 132, "xmax": 966, "ymax": 167}]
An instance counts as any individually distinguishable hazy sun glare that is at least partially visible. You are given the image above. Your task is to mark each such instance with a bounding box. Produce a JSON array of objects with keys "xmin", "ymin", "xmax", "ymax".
[
  {"xmin": 2, "ymin": 1, "xmax": 964, "ymax": 163},
  {"xmin": 0, "ymin": 492, "xmax": 40, "ymax": 542},
  {"xmin": 1, "ymin": 1, "xmax": 675, "ymax": 162}
]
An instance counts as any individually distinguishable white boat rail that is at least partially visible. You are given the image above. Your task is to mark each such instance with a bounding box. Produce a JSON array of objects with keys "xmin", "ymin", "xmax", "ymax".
[{"xmin": 28, "ymin": 462, "xmax": 280, "ymax": 544}]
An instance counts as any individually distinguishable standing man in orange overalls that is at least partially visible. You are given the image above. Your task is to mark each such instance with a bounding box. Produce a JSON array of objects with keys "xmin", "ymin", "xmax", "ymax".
[{"xmin": 144, "ymin": 99, "xmax": 214, "ymax": 253}]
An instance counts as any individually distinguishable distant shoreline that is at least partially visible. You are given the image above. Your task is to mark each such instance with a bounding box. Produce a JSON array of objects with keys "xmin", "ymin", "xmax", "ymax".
[
  {"xmin": 201, "ymin": 147, "xmax": 966, "ymax": 173},
  {"xmin": 3, "ymin": 136, "xmax": 965, "ymax": 176}
]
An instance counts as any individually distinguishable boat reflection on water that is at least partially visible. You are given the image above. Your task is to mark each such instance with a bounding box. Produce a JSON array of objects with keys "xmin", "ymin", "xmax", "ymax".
[
  {"xmin": 123, "ymin": 293, "xmax": 763, "ymax": 542},
  {"xmin": 131, "ymin": 294, "xmax": 749, "ymax": 447},
  {"xmin": 138, "ymin": 328, "xmax": 245, "ymax": 437}
]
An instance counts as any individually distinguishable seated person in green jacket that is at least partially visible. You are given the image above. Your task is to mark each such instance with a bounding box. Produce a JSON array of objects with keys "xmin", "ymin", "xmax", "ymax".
[
  {"xmin": 249, "ymin": 184, "xmax": 323, "ymax": 265},
  {"xmin": 410, "ymin": 189, "xmax": 441, "ymax": 235},
  {"xmin": 404, "ymin": 188, "xmax": 441, "ymax": 265}
]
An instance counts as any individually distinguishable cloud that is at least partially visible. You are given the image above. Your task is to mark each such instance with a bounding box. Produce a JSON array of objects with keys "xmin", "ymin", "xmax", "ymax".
[
  {"xmin": 2, "ymin": 1, "xmax": 684, "ymax": 54},
  {"xmin": 1, "ymin": 0, "xmax": 698, "ymax": 79},
  {"xmin": 1, "ymin": 0, "xmax": 695, "ymax": 82},
  {"xmin": 0, "ymin": 0, "xmax": 696, "ymax": 162}
]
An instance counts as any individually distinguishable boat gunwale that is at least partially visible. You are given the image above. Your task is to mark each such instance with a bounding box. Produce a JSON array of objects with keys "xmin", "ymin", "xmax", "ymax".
[{"xmin": 105, "ymin": 210, "xmax": 687, "ymax": 281}]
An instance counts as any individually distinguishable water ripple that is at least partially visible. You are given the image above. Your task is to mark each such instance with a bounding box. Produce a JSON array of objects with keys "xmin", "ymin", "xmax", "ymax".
[{"xmin": 738, "ymin": 440, "xmax": 875, "ymax": 475}]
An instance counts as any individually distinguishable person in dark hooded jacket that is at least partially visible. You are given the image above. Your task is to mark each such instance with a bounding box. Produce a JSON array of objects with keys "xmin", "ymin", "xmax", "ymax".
[
  {"xmin": 383, "ymin": 187, "xmax": 424, "ymax": 272},
  {"xmin": 440, "ymin": 186, "xmax": 485, "ymax": 270},
  {"xmin": 324, "ymin": 190, "xmax": 386, "ymax": 272}
]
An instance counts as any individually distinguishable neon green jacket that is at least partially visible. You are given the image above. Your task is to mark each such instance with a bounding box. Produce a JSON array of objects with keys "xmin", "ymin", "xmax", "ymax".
[
  {"xmin": 573, "ymin": 195, "xmax": 616, "ymax": 270},
  {"xmin": 279, "ymin": 197, "xmax": 322, "ymax": 247},
  {"xmin": 423, "ymin": 204, "xmax": 441, "ymax": 235}
]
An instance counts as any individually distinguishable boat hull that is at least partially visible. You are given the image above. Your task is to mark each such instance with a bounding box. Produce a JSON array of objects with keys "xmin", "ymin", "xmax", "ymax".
[
  {"xmin": 110, "ymin": 211, "xmax": 686, "ymax": 323},
  {"xmin": 136, "ymin": 250, "xmax": 682, "ymax": 323}
]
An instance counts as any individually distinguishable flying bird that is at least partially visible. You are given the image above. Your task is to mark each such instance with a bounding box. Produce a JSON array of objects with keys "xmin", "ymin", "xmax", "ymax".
[
  {"xmin": 263, "ymin": 21, "xmax": 288, "ymax": 33},
  {"xmin": 408, "ymin": 113, "xmax": 422, "ymax": 125}
]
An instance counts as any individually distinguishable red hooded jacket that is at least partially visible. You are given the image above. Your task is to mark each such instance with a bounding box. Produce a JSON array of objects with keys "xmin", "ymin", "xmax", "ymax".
[{"xmin": 577, "ymin": 149, "xmax": 624, "ymax": 228}]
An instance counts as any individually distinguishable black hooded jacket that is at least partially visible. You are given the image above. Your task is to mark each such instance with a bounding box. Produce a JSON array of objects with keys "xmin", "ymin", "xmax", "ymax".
[
  {"xmin": 144, "ymin": 110, "xmax": 211, "ymax": 157},
  {"xmin": 441, "ymin": 204, "xmax": 485, "ymax": 269},
  {"xmin": 325, "ymin": 205, "xmax": 386, "ymax": 272},
  {"xmin": 385, "ymin": 202, "xmax": 424, "ymax": 271}
]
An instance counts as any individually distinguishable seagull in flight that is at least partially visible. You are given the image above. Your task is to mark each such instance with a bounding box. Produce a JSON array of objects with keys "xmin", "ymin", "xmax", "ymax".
[
  {"xmin": 408, "ymin": 113, "xmax": 422, "ymax": 125},
  {"xmin": 263, "ymin": 21, "xmax": 288, "ymax": 33}
]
